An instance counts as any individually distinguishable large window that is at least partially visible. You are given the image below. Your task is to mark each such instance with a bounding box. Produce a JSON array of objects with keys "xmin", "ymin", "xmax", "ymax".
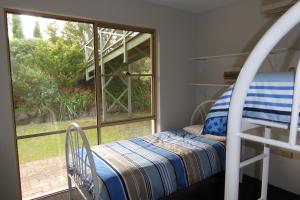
[{"xmin": 6, "ymin": 10, "xmax": 156, "ymax": 199}]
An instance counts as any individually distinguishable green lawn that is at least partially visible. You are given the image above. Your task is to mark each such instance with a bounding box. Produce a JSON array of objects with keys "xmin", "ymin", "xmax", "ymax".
[{"xmin": 17, "ymin": 117, "xmax": 152, "ymax": 163}]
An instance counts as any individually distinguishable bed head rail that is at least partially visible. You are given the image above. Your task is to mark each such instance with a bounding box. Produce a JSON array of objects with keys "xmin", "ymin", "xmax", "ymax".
[
  {"xmin": 66, "ymin": 123, "xmax": 99, "ymax": 200},
  {"xmin": 190, "ymin": 100, "xmax": 216, "ymax": 125},
  {"xmin": 225, "ymin": 1, "xmax": 300, "ymax": 200}
]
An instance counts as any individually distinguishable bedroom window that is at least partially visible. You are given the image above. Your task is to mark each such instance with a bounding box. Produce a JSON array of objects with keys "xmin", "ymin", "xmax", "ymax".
[{"xmin": 6, "ymin": 10, "xmax": 156, "ymax": 199}]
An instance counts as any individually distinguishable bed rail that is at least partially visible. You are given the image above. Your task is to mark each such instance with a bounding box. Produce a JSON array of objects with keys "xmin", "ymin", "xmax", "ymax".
[
  {"xmin": 66, "ymin": 123, "xmax": 99, "ymax": 200},
  {"xmin": 225, "ymin": 1, "xmax": 300, "ymax": 200}
]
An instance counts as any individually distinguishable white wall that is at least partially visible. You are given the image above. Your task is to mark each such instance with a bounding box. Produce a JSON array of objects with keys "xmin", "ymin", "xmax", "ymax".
[
  {"xmin": 0, "ymin": 0, "xmax": 197, "ymax": 199},
  {"xmin": 195, "ymin": 0, "xmax": 300, "ymax": 195}
]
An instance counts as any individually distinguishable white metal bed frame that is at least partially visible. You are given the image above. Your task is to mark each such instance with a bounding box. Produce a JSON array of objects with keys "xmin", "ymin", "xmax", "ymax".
[
  {"xmin": 225, "ymin": 1, "xmax": 300, "ymax": 200},
  {"xmin": 66, "ymin": 123, "xmax": 100, "ymax": 200},
  {"xmin": 190, "ymin": 100, "xmax": 216, "ymax": 125}
]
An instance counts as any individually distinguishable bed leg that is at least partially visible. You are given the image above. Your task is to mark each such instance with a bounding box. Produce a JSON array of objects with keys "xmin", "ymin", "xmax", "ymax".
[
  {"xmin": 68, "ymin": 175, "xmax": 73, "ymax": 200},
  {"xmin": 260, "ymin": 127, "xmax": 271, "ymax": 200}
]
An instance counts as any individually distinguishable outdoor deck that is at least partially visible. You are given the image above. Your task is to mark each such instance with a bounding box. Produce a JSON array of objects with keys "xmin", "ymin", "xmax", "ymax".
[{"xmin": 20, "ymin": 156, "xmax": 67, "ymax": 200}]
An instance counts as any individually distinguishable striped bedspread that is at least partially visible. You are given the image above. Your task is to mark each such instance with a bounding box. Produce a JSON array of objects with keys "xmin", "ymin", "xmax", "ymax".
[
  {"xmin": 90, "ymin": 130, "xmax": 225, "ymax": 200},
  {"xmin": 204, "ymin": 72, "xmax": 296, "ymax": 135}
]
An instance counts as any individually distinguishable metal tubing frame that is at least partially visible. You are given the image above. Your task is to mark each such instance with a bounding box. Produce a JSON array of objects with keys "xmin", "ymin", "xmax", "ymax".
[
  {"xmin": 66, "ymin": 123, "xmax": 99, "ymax": 200},
  {"xmin": 225, "ymin": 2, "xmax": 300, "ymax": 200},
  {"xmin": 239, "ymin": 139, "xmax": 246, "ymax": 183},
  {"xmin": 188, "ymin": 47, "xmax": 300, "ymax": 61},
  {"xmin": 240, "ymin": 133, "xmax": 300, "ymax": 152},
  {"xmin": 190, "ymin": 100, "xmax": 216, "ymax": 125},
  {"xmin": 261, "ymin": 127, "xmax": 271, "ymax": 200},
  {"xmin": 239, "ymin": 153, "xmax": 267, "ymax": 169}
]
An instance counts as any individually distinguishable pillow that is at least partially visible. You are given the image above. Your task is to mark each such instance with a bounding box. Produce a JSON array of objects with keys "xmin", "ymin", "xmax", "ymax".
[
  {"xmin": 183, "ymin": 125, "xmax": 203, "ymax": 135},
  {"xmin": 203, "ymin": 116, "xmax": 228, "ymax": 136}
]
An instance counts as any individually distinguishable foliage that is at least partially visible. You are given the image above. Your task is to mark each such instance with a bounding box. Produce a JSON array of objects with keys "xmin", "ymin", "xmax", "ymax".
[
  {"xmin": 11, "ymin": 21, "xmax": 92, "ymax": 121},
  {"xmin": 132, "ymin": 77, "xmax": 151, "ymax": 112},
  {"xmin": 12, "ymin": 63, "xmax": 58, "ymax": 115},
  {"xmin": 10, "ymin": 18, "xmax": 151, "ymax": 123},
  {"xmin": 34, "ymin": 39, "xmax": 86, "ymax": 87},
  {"xmin": 9, "ymin": 39, "xmax": 36, "ymax": 71},
  {"xmin": 104, "ymin": 76, "xmax": 151, "ymax": 113},
  {"xmin": 63, "ymin": 22, "xmax": 92, "ymax": 45},
  {"xmin": 15, "ymin": 106, "xmax": 30, "ymax": 114},
  {"xmin": 131, "ymin": 57, "xmax": 152, "ymax": 74},
  {"xmin": 33, "ymin": 22, "xmax": 42, "ymax": 39},
  {"xmin": 56, "ymin": 93, "xmax": 94, "ymax": 120},
  {"xmin": 12, "ymin": 15, "xmax": 24, "ymax": 39},
  {"xmin": 46, "ymin": 23, "xmax": 59, "ymax": 44}
]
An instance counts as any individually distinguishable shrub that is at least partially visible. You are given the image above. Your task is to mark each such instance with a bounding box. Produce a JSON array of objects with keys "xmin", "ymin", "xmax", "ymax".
[{"xmin": 56, "ymin": 93, "xmax": 94, "ymax": 120}]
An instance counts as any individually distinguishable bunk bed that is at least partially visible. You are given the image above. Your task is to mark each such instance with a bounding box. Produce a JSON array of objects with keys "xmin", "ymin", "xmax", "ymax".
[
  {"xmin": 224, "ymin": 1, "xmax": 300, "ymax": 200},
  {"xmin": 65, "ymin": 100, "xmax": 225, "ymax": 200}
]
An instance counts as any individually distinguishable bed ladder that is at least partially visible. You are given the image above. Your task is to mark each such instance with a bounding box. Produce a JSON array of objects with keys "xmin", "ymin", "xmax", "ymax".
[{"xmin": 225, "ymin": 1, "xmax": 300, "ymax": 200}]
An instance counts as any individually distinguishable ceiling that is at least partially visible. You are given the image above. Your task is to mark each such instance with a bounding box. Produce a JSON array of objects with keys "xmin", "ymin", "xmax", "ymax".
[{"xmin": 143, "ymin": 0, "xmax": 242, "ymax": 14}]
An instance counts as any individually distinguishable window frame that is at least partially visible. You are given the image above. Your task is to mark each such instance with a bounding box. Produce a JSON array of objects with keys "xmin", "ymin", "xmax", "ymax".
[{"xmin": 4, "ymin": 7, "xmax": 157, "ymax": 198}]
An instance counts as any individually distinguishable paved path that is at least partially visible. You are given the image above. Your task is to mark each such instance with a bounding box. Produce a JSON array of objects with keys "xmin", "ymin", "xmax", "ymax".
[{"xmin": 20, "ymin": 156, "xmax": 68, "ymax": 200}]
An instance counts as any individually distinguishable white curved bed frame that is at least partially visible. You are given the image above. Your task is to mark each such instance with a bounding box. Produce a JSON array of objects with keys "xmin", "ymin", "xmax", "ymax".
[
  {"xmin": 66, "ymin": 123, "xmax": 99, "ymax": 200},
  {"xmin": 190, "ymin": 100, "xmax": 216, "ymax": 125},
  {"xmin": 225, "ymin": 2, "xmax": 300, "ymax": 200}
]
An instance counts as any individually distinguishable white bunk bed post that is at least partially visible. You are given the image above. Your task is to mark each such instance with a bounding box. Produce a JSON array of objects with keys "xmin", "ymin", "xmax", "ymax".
[
  {"xmin": 225, "ymin": 2, "xmax": 300, "ymax": 200},
  {"xmin": 239, "ymin": 139, "xmax": 245, "ymax": 183}
]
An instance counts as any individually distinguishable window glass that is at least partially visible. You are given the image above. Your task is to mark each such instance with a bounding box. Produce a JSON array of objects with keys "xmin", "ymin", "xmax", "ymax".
[{"xmin": 101, "ymin": 120, "xmax": 153, "ymax": 144}]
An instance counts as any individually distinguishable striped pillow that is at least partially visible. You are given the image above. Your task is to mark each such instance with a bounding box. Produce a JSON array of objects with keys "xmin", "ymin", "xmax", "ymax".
[{"xmin": 203, "ymin": 72, "xmax": 296, "ymax": 136}]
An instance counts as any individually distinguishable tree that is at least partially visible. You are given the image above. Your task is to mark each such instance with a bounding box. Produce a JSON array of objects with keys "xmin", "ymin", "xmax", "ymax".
[
  {"xmin": 46, "ymin": 23, "xmax": 59, "ymax": 43},
  {"xmin": 34, "ymin": 39, "xmax": 86, "ymax": 87},
  {"xmin": 12, "ymin": 15, "xmax": 24, "ymax": 39},
  {"xmin": 9, "ymin": 19, "xmax": 98, "ymax": 121},
  {"xmin": 62, "ymin": 22, "xmax": 93, "ymax": 46},
  {"xmin": 9, "ymin": 39, "xmax": 37, "ymax": 71},
  {"xmin": 33, "ymin": 22, "xmax": 42, "ymax": 39}
]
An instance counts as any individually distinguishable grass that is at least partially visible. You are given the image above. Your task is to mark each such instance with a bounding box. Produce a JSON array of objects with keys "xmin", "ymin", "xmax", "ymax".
[{"xmin": 17, "ymin": 116, "xmax": 152, "ymax": 163}]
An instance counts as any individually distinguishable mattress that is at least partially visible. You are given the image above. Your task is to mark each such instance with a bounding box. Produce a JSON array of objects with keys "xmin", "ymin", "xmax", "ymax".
[
  {"xmin": 204, "ymin": 72, "xmax": 297, "ymax": 135},
  {"xmin": 86, "ymin": 130, "xmax": 225, "ymax": 200}
]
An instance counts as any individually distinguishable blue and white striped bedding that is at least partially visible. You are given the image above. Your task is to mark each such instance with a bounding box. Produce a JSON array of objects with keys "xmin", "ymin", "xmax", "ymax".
[
  {"xmin": 87, "ymin": 130, "xmax": 225, "ymax": 200},
  {"xmin": 203, "ymin": 72, "xmax": 296, "ymax": 136}
]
